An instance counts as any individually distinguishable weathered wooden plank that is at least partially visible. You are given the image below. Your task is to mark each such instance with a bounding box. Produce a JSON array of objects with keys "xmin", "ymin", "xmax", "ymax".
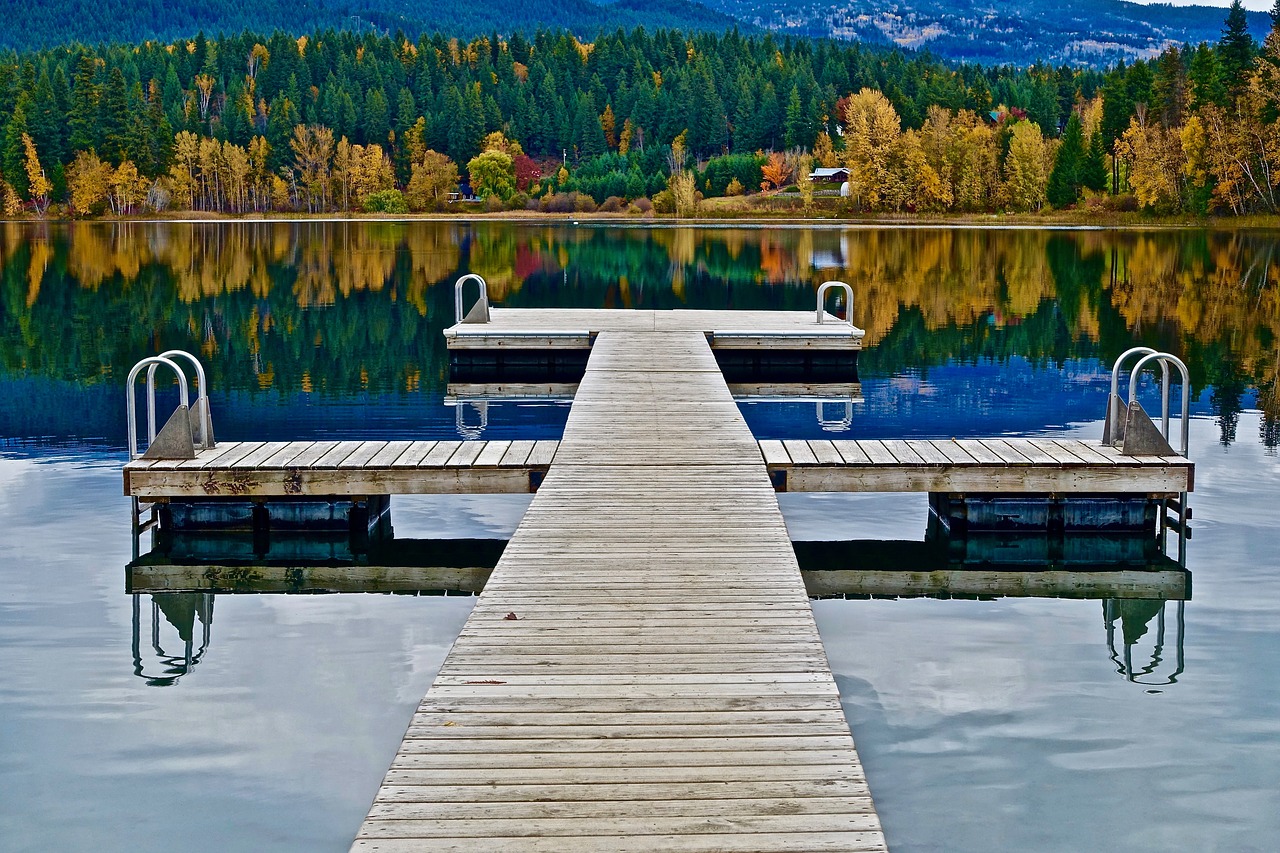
[
  {"xmin": 880, "ymin": 439, "xmax": 925, "ymax": 465},
  {"xmin": 446, "ymin": 441, "xmax": 486, "ymax": 467},
  {"xmin": 857, "ymin": 440, "xmax": 898, "ymax": 465},
  {"xmin": 367, "ymin": 440, "xmax": 414, "ymax": 467},
  {"xmin": 352, "ymin": 833, "xmax": 885, "ymax": 853},
  {"xmin": 782, "ymin": 440, "xmax": 819, "ymax": 465},
  {"xmin": 522, "ymin": 440, "xmax": 556, "ymax": 467},
  {"xmin": 982, "ymin": 438, "xmax": 1032, "ymax": 465},
  {"xmin": 285, "ymin": 441, "xmax": 340, "ymax": 468},
  {"xmin": 173, "ymin": 441, "xmax": 244, "ymax": 469},
  {"xmin": 315, "ymin": 440, "xmax": 363, "ymax": 467},
  {"xmin": 259, "ymin": 441, "xmax": 316, "ymax": 469},
  {"xmin": 807, "ymin": 440, "xmax": 845, "ymax": 465},
  {"xmin": 420, "ymin": 441, "xmax": 463, "ymax": 466},
  {"xmin": 906, "ymin": 440, "xmax": 951, "ymax": 465},
  {"xmin": 954, "ymin": 439, "xmax": 1005, "ymax": 465},
  {"xmin": 929, "ymin": 439, "xmax": 977, "ymax": 465},
  {"xmin": 758, "ymin": 440, "xmax": 790, "ymax": 467},
  {"xmin": 474, "ymin": 440, "xmax": 512, "ymax": 467},
  {"xmin": 391, "ymin": 441, "xmax": 437, "ymax": 467},
  {"xmin": 1003, "ymin": 439, "xmax": 1060, "ymax": 465},
  {"xmin": 500, "ymin": 440, "xmax": 537, "ymax": 467},
  {"xmin": 337, "ymin": 441, "xmax": 386, "ymax": 468},
  {"xmin": 830, "ymin": 440, "xmax": 871, "ymax": 465}
]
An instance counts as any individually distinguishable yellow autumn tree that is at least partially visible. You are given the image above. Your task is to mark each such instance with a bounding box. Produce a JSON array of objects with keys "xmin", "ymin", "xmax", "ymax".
[
  {"xmin": 65, "ymin": 150, "xmax": 113, "ymax": 216},
  {"xmin": 405, "ymin": 149, "xmax": 459, "ymax": 211},
  {"xmin": 21, "ymin": 134, "xmax": 52, "ymax": 215},
  {"xmin": 1118, "ymin": 118, "xmax": 1186, "ymax": 211},
  {"xmin": 108, "ymin": 160, "xmax": 149, "ymax": 215},
  {"xmin": 1002, "ymin": 121, "xmax": 1050, "ymax": 212},
  {"xmin": 842, "ymin": 88, "xmax": 902, "ymax": 210}
]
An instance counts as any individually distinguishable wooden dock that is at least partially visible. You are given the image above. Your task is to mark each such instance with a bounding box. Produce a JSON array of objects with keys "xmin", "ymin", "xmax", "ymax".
[
  {"xmin": 444, "ymin": 308, "xmax": 864, "ymax": 351},
  {"xmin": 122, "ymin": 302, "xmax": 1197, "ymax": 851},
  {"xmin": 350, "ymin": 330, "xmax": 887, "ymax": 852},
  {"xmin": 122, "ymin": 437, "xmax": 1190, "ymax": 500}
]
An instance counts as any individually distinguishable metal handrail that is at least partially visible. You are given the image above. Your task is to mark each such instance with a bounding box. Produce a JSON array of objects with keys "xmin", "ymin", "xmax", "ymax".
[
  {"xmin": 454, "ymin": 273, "xmax": 489, "ymax": 324},
  {"xmin": 145, "ymin": 350, "xmax": 212, "ymax": 448},
  {"xmin": 816, "ymin": 281, "xmax": 853, "ymax": 324},
  {"xmin": 1128, "ymin": 352, "xmax": 1191, "ymax": 456},
  {"xmin": 126, "ymin": 356, "xmax": 189, "ymax": 460},
  {"xmin": 1106, "ymin": 346, "xmax": 1167, "ymax": 445}
]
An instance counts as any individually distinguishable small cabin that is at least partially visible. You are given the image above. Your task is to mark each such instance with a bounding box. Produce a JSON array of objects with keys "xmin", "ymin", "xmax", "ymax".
[{"xmin": 808, "ymin": 167, "xmax": 850, "ymax": 184}]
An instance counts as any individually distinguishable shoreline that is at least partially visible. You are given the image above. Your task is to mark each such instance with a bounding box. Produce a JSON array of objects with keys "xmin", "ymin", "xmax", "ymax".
[{"xmin": 4, "ymin": 210, "xmax": 1280, "ymax": 230}]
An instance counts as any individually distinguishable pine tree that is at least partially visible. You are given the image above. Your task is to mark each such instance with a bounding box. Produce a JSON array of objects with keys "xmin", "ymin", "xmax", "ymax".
[
  {"xmin": 3, "ymin": 100, "xmax": 31, "ymax": 197},
  {"xmin": 363, "ymin": 88, "xmax": 391, "ymax": 145},
  {"xmin": 784, "ymin": 85, "xmax": 805, "ymax": 150},
  {"xmin": 67, "ymin": 55, "xmax": 99, "ymax": 154},
  {"xmin": 1189, "ymin": 42, "xmax": 1228, "ymax": 110},
  {"xmin": 99, "ymin": 67, "xmax": 130, "ymax": 164},
  {"xmin": 1081, "ymin": 130, "xmax": 1108, "ymax": 192},
  {"xmin": 1046, "ymin": 112, "xmax": 1085, "ymax": 207},
  {"xmin": 1219, "ymin": 0, "xmax": 1257, "ymax": 98}
]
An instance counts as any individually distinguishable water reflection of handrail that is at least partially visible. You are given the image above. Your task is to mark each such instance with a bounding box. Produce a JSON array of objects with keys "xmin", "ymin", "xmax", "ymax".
[
  {"xmin": 131, "ymin": 593, "xmax": 214, "ymax": 687},
  {"xmin": 455, "ymin": 400, "xmax": 489, "ymax": 439},
  {"xmin": 1104, "ymin": 599, "xmax": 1185, "ymax": 686},
  {"xmin": 816, "ymin": 399, "xmax": 854, "ymax": 432}
]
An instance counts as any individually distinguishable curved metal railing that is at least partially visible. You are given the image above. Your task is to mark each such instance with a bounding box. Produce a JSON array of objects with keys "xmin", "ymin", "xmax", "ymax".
[
  {"xmin": 454, "ymin": 273, "xmax": 490, "ymax": 324},
  {"xmin": 126, "ymin": 356, "xmax": 189, "ymax": 460},
  {"xmin": 816, "ymin": 280, "xmax": 854, "ymax": 324}
]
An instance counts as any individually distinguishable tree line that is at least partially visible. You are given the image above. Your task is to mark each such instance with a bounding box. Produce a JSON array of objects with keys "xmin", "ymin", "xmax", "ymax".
[{"xmin": 0, "ymin": 4, "xmax": 1277, "ymax": 217}]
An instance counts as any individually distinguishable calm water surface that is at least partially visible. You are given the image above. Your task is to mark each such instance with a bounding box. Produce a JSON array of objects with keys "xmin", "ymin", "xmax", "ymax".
[{"xmin": 1, "ymin": 221, "xmax": 1278, "ymax": 851}]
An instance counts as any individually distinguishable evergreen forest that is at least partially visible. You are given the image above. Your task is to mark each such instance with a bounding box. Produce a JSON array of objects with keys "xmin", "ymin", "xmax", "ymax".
[{"xmin": 1, "ymin": 1, "xmax": 1279, "ymax": 218}]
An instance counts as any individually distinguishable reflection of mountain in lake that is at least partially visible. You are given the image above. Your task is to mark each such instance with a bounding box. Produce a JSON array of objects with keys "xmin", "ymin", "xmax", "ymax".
[{"xmin": 2, "ymin": 222, "xmax": 1278, "ymax": 449}]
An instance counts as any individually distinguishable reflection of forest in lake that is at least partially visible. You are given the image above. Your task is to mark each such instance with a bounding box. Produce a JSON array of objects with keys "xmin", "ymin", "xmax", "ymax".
[{"xmin": 2, "ymin": 221, "xmax": 1278, "ymax": 446}]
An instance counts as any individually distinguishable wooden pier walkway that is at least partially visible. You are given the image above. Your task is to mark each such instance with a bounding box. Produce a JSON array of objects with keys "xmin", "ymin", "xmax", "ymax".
[
  {"xmin": 351, "ymin": 330, "xmax": 886, "ymax": 852},
  {"xmin": 122, "ymin": 437, "xmax": 1190, "ymax": 499}
]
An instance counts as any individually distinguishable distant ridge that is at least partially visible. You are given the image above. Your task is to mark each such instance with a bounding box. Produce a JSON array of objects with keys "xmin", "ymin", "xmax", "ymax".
[{"xmin": 700, "ymin": 0, "xmax": 1273, "ymax": 65}]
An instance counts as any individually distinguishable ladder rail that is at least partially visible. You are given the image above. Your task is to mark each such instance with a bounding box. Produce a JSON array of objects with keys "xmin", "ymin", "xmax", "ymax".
[{"xmin": 126, "ymin": 356, "xmax": 189, "ymax": 460}]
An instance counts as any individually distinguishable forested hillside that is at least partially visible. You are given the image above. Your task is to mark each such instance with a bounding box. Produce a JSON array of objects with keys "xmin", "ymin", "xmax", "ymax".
[
  {"xmin": 0, "ymin": 0, "xmax": 740, "ymax": 50},
  {"xmin": 0, "ymin": 4, "xmax": 1278, "ymax": 218}
]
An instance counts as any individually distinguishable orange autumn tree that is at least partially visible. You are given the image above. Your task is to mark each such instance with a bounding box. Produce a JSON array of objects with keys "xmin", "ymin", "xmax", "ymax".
[{"xmin": 760, "ymin": 152, "xmax": 791, "ymax": 192}]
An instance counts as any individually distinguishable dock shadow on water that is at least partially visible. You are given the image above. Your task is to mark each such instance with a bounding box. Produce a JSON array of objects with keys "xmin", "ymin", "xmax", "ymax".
[{"xmin": 2, "ymin": 221, "xmax": 1280, "ymax": 852}]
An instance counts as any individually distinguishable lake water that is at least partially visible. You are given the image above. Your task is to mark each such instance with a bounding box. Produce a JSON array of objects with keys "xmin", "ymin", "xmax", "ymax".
[{"xmin": 1, "ymin": 221, "xmax": 1278, "ymax": 852}]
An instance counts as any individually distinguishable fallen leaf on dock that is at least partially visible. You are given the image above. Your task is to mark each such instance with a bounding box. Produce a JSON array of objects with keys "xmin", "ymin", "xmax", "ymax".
[{"xmin": 503, "ymin": 612, "xmax": 518, "ymax": 620}]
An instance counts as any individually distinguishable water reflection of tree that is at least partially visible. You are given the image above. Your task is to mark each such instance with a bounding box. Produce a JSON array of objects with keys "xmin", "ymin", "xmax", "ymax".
[{"xmin": 1, "ymin": 222, "xmax": 1279, "ymax": 448}]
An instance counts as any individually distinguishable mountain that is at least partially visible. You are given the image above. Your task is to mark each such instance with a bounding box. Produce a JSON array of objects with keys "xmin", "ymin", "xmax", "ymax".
[{"xmin": 699, "ymin": 0, "xmax": 1273, "ymax": 65}]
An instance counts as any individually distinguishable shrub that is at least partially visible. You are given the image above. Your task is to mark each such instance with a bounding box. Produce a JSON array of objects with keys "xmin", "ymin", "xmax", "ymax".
[
  {"xmin": 725, "ymin": 177, "xmax": 745, "ymax": 196},
  {"xmin": 574, "ymin": 193, "xmax": 598, "ymax": 213},
  {"xmin": 651, "ymin": 189, "xmax": 675, "ymax": 213},
  {"xmin": 362, "ymin": 190, "xmax": 409, "ymax": 214},
  {"xmin": 632, "ymin": 197, "xmax": 653, "ymax": 213},
  {"xmin": 507, "ymin": 192, "xmax": 530, "ymax": 211},
  {"xmin": 599, "ymin": 196, "xmax": 626, "ymax": 212},
  {"xmin": 541, "ymin": 192, "xmax": 576, "ymax": 213},
  {"xmin": 483, "ymin": 195, "xmax": 505, "ymax": 212}
]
